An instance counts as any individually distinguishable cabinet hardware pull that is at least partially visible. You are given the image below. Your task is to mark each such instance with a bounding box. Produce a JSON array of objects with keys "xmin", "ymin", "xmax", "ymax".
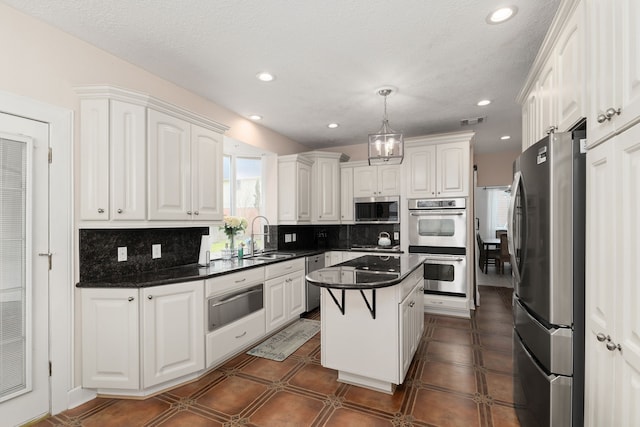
[
  {"xmin": 235, "ymin": 278, "xmax": 247, "ymax": 283},
  {"xmin": 596, "ymin": 333, "xmax": 607, "ymax": 342},
  {"xmin": 409, "ymin": 301, "xmax": 415, "ymax": 307},
  {"xmin": 97, "ymin": 208, "xmax": 104, "ymax": 213},
  {"xmin": 597, "ymin": 114, "xmax": 608, "ymax": 123},
  {"xmin": 187, "ymin": 211, "xmax": 192, "ymax": 215},
  {"xmin": 606, "ymin": 341, "xmax": 621, "ymax": 352},
  {"xmin": 194, "ymin": 211, "xmax": 199, "ymax": 215},
  {"xmin": 235, "ymin": 331, "xmax": 247, "ymax": 339},
  {"xmin": 128, "ymin": 297, "xmax": 134, "ymax": 302},
  {"xmin": 546, "ymin": 125, "xmax": 557, "ymax": 135},
  {"xmin": 605, "ymin": 107, "xmax": 621, "ymax": 119},
  {"xmin": 117, "ymin": 208, "xmax": 123, "ymax": 214},
  {"xmin": 147, "ymin": 295, "xmax": 153, "ymax": 300}
]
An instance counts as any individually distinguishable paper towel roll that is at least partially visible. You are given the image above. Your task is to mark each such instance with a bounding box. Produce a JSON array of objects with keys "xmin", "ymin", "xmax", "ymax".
[{"xmin": 198, "ymin": 235, "xmax": 210, "ymax": 266}]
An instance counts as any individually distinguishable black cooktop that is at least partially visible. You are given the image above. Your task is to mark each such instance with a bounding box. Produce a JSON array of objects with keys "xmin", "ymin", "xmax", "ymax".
[{"xmin": 340, "ymin": 255, "xmax": 401, "ymax": 272}]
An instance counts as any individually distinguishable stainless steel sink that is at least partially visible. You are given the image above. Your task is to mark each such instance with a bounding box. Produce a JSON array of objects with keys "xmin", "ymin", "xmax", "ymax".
[{"xmin": 250, "ymin": 252, "xmax": 295, "ymax": 261}]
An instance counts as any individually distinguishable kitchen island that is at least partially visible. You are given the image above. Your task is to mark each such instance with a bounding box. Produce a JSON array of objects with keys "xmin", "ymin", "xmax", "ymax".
[{"xmin": 306, "ymin": 254, "xmax": 425, "ymax": 394}]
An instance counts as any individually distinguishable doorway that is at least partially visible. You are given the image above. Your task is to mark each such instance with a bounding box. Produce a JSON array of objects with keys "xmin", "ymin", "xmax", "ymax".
[{"xmin": 0, "ymin": 113, "xmax": 50, "ymax": 425}]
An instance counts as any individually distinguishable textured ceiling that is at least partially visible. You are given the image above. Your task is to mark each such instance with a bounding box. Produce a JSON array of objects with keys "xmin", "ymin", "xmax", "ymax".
[{"xmin": 3, "ymin": 0, "xmax": 560, "ymax": 153}]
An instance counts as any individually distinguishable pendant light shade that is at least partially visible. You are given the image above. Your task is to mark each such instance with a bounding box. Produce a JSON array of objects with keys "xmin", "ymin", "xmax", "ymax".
[{"xmin": 368, "ymin": 88, "xmax": 404, "ymax": 165}]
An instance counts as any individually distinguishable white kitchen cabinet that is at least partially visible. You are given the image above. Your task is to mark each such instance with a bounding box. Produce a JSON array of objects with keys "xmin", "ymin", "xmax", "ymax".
[
  {"xmin": 404, "ymin": 139, "xmax": 470, "ymax": 198},
  {"xmin": 587, "ymin": 0, "xmax": 640, "ymax": 149},
  {"xmin": 353, "ymin": 164, "xmax": 401, "ymax": 197},
  {"xmin": 148, "ymin": 109, "xmax": 223, "ymax": 221},
  {"xmin": 81, "ymin": 288, "xmax": 140, "ymax": 390},
  {"xmin": 141, "ymin": 281, "xmax": 204, "ymax": 388},
  {"xmin": 265, "ymin": 259, "xmax": 306, "ymax": 332},
  {"xmin": 340, "ymin": 164, "xmax": 354, "ymax": 223},
  {"xmin": 585, "ymin": 125, "xmax": 640, "ymax": 427},
  {"xmin": 321, "ymin": 264, "xmax": 424, "ymax": 393},
  {"xmin": 79, "ymin": 98, "xmax": 146, "ymax": 220},
  {"xmin": 278, "ymin": 155, "xmax": 313, "ymax": 224},
  {"xmin": 303, "ymin": 151, "xmax": 349, "ymax": 224},
  {"xmin": 518, "ymin": 0, "xmax": 586, "ymax": 149}
]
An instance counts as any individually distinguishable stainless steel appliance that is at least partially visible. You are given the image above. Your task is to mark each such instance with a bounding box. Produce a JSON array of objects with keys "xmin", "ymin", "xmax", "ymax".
[
  {"xmin": 354, "ymin": 196, "xmax": 400, "ymax": 223},
  {"xmin": 305, "ymin": 254, "xmax": 325, "ymax": 311},
  {"xmin": 408, "ymin": 198, "xmax": 467, "ymax": 251},
  {"xmin": 208, "ymin": 284, "xmax": 264, "ymax": 332},
  {"xmin": 421, "ymin": 254, "xmax": 466, "ymax": 296},
  {"xmin": 509, "ymin": 130, "xmax": 585, "ymax": 426}
]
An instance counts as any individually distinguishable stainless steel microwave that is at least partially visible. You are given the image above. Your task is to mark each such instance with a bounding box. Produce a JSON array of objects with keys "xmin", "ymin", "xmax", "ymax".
[{"xmin": 354, "ymin": 196, "xmax": 400, "ymax": 223}]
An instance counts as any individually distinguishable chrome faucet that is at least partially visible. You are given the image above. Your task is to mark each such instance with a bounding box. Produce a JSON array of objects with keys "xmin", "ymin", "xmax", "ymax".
[{"xmin": 250, "ymin": 215, "xmax": 270, "ymax": 257}]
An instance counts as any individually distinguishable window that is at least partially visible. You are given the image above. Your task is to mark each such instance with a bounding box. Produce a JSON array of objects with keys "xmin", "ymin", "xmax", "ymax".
[
  {"xmin": 489, "ymin": 187, "xmax": 510, "ymax": 232},
  {"xmin": 210, "ymin": 155, "xmax": 263, "ymax": 257}
]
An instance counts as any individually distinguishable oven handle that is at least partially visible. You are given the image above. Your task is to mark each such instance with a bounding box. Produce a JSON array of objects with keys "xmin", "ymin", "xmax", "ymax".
[
  {"xmin": 423, "ymin": 257, "xmax": 464, "ymax": 262},
  {"xmin": 410, "ymin": 211, "xmax": 464, "ymax": 216},
  {"xmin": 209, "ymin": 287, "xmax": 262, "ymax": 308}
]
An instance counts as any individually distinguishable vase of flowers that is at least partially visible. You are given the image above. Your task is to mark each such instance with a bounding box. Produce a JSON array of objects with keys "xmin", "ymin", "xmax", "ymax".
[{"xmin": 220, "ymin": 215, "xmax": 248, "ymax": 255}]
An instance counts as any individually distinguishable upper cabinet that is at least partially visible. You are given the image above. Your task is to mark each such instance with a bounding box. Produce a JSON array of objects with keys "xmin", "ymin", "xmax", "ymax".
[
  {"xmin": 517, "ymin": 0, "xmax": 586, "ymax": 150},
  {"xmin": 586, "ymin": 0, "xmax": 640, "ymax": 148},
  {"xmin": 301, "ymin": 151, "xmax": 349, "ymax": 224},
  {"xmin": 353, "ymin": 164, "xmax": 401, "ymax": 197},
  {"xmin": 76, "ymin": 86, "xmax": 228, "ymax": 224},
  {"xmin": 79, "ymin": 98, "xmax": 146, "ymax": 220},
  {"xmin": 340, "ymin": 164, "xmax": 355, "ymax": 223},
  {"xmin": 404, "ymin": 134, "xmax": 472, "ymax": 198},
  {"xmin": 147, "ymin": 110, "xmax": 223, "ymax": 221},
  {"xmin": 277, "ymin": 154, "xmax": 314, "ymax": 224}
]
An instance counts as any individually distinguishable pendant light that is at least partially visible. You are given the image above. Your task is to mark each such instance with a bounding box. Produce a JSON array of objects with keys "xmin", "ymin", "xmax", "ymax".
[{"xmin": 368, "ymin": 88, "xmax": 404, "ymax": 165}]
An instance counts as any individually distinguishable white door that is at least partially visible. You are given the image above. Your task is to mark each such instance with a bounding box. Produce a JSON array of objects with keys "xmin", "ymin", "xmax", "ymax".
[{"xmin": 0, "ymin": 113, "xmax": 50, "ymax": 426}]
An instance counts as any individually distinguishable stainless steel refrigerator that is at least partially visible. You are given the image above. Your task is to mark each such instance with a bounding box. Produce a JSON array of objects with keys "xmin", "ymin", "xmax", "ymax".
[{"xmin": 508, "ymin": 130, "xmax": 585, "ymax": 426}]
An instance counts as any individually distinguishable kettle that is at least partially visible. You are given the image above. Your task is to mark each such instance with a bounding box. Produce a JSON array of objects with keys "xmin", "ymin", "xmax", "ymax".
[{"xmin": 377, "ymin": 232, "xmax": 392, "ymax": 247}]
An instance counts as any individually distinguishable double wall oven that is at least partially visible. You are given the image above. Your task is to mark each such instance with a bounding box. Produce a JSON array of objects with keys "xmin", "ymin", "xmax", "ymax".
[{"xmin": 408, "ymin": 198, "xmax": 467, "ymax": 297}]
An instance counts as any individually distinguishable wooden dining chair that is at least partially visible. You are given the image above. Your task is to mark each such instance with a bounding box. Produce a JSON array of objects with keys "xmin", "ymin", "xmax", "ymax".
[
  {"xmin": 477, "ymin": 232, "xmax": 500, "ymax": 273},
  {"xmin": 498, "ymin": 233, "xmax": 510, "ymax": 274}
]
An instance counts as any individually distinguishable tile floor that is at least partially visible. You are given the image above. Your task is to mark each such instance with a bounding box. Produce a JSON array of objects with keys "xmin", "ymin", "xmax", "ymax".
[{"xmin": 33, "ymin": 284, "xmax": 518, "ymax": 427}]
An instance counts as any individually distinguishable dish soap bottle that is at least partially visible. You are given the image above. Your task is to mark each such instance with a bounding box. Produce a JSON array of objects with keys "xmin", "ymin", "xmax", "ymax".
[{"xmin": 238, "ymin": 243, "xmax": 244, "ymax": 259}]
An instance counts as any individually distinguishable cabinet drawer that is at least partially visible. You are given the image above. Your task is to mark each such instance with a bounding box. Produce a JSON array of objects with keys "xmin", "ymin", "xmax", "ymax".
[
  {"xmin": 265, "ymin": 258, "xmax": 305, "ymax": 279},
  {"xmin": 206, "ymin": 267, "xmax": 264, "ymax": 297},
  {"xmin": 400, "ymin": 267, "xmax": 423, "ymax": 300},
  {"xmin": 206, "ymin": 309, "xmax": 265, "ymax": 368},
  {"xmin": 424, "ymin": 295, "xmax": 468, "ymax": 309}
]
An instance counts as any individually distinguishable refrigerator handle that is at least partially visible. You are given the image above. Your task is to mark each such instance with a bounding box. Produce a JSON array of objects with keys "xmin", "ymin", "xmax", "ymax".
[
  {"xmin": 508, "ymin": 171, "xmax": 522, "ymax": 284},
  {"xmin": 475, "ymin": 217, "xmax": 479, "ymax": 231}
]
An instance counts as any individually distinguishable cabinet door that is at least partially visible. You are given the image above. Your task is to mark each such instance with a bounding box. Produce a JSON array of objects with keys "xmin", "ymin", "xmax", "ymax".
[
  {"xmin": 405, "ymin": 145, "xmax": 436, "ymax": 198},
  {"xmin": 142, "ymin": 281, "xmax": 204, "ymax": 388},
  {"xmin": 555, "ymin": 1, "xmax": 585, "ymax": 132},
  {"xmin": 297, "ymin": 162, "xmax": 312, "ymax": 222},
  {"xmin": 377, "ymin": 165, "xmax": 401, "ymax": 196},
  {"xmin": 524, "ymin": 91, "xmax": 539, "ymax": 150},
  {"xmin": 265, "ymin": 277, "xmax": 287, "ymax": 332},
  {"xmin": 587, "ymin": 0, "xmax": 618, "ymax": 147},
  {"xmin": 278, "ymin": 160, "xmax": 297, "ymax": 222},
  {"xmin": 353, "ymin": 166, "xmax": 377, "ymax": 197},
  {"xmin": 80, "ymin": 99, "xmax": 110, "ymax": 220},
  {"xmin": 191, "ymin": 125, "xmax": 223, "ymax": 221},
  {"xmin": 538, "ymin": 59, "xmax": 557, "ymax": 136},
  {"xmin": 81, "ymin": 288, "xmax": 139, "ymax": 390},
  {"xmin": 148, "ymin": 109, "xmax": 191, "ymax": 220},
  {"xmin": 617, "ymin": 0, "xmax": 640, "ymax": 137},
  {"xmin": 615, "ymin": 126, "xmax": 640, "ymax": 427},
  {"xmin": 585, "ymin": 141, "xmax": 617, "ymax": 426},
  {"xmin": 437, "ymin": 142, "xmax": 469, "ymax": 197},
  {"xmin": 287, "ymin": 270, "xmax": 306, "ymax": 319},
  {"xmin": 340, "ymin": 167, "xmax": 354, "ymax": 222},
  {"xmin": 315, "ymin": 158, "xmax": 340, "ymax": 222},
  {"xmin": 110, "ymin": 100, "xmax": 146, "ymax": 220},
  {"xmin": 399, "ymin": 293, "xmax": 413, "ymax": 378}
]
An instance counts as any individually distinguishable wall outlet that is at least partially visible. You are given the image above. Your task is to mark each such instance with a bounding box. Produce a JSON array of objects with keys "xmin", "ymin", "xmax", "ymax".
[
  {"xmin": 117, "ymin": 247, "xmax": 127, "ymax": 262},
  {"xmin": 394, "ymin": 232, "xmax": 399, "ymax": 241},
  {"xmin": 292, "ymin": 233, "xmax": 297, "ymax": 242},
  {"xmin": 152, "ymin": 244, "xmax": 161, "ymax": 259},
  {"xmin": 284, "ymin": 234, "xmax": 292, "ymax": 243}
]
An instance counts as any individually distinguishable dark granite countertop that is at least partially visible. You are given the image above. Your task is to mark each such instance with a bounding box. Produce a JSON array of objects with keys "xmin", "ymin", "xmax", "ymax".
[
  {"xmin": 76, "ymin": 250, "xmax": 323, "ymax": 288},
  {"xmin": 306, "ymin": 254, "xmax": 425, "ymax": 290}
]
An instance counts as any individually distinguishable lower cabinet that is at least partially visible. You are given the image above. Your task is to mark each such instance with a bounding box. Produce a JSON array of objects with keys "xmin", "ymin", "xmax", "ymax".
[
  {"xmin": 400, "ymin": 281, "xmax": 424, "ymax": 378},
  {"xmin": 81, "ymin": 281, "xmax": 204, "ymax": 391},
  {"xmin": 265, "ymin": 259, "xmax": 305, "ymax": 332}
]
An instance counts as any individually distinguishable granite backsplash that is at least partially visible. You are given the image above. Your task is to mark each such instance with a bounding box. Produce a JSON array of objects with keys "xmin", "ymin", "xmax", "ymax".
[
  {"xmin": 79, "ymin": 227, "xmax": 209, "ymax": 282},
  {"xmin": 274, "ymin": 223, "xmax": 400, "ymax": 251}
]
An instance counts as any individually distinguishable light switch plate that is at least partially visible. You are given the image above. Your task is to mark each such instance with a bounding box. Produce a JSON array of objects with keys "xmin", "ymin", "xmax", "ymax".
[
  {"xmin": 152, "ymin": 244, "xmax": 161, "ymax": 259},
  {"xmin": 117, "ymin": 247, "xmax": 127, "ymax": 262}
]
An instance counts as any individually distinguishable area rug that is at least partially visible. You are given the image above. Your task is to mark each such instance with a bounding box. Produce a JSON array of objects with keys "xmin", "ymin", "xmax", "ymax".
[{"xmin": 247, "ymin": 318, "xmax": 320, "ymax": 361}]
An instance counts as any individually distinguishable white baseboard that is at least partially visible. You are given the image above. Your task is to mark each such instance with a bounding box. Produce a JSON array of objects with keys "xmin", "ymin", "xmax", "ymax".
[{"xmin": 65, "ymin": 387, "xmax": 97, "ymax": 412}]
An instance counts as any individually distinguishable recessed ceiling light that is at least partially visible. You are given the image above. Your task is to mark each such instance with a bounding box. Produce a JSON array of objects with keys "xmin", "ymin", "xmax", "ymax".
[
  {"xmin": 500, "ymin": 135, "xmax": 511, "ymax": 140},
  {"xmin": 487, "ymin": 6, "xmax": 517, "ymax": 24},
  {"xmin": 249, "ymin": 115, "xmax": 262, "ymax": 121},
  {"xmin": 256, "ymin": 72, "xmax": 275, "ymax": 82},
  {"xmin": 477, "ymin": 99, "xmax": 491, "ymax": 106},
  {"xmin": 327, "ymin": 123, "xmax": 339, "ymax": 129}
]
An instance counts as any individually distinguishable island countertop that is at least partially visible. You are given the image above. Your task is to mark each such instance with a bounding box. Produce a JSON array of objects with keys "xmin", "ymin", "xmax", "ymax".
[{"xmin": 306, "ymin": 253, "xmax": 425, "ymax": 289}]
